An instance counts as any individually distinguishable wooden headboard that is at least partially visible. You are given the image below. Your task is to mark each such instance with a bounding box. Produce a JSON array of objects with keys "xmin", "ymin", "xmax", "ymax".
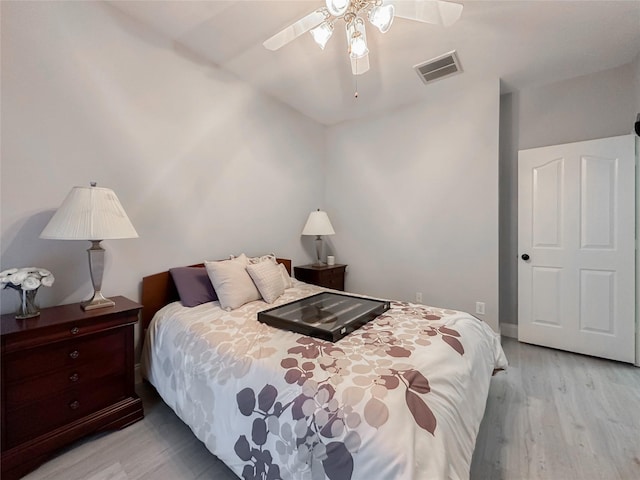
[{"xmin": 140, "ymin": 258, "xmax": 292, "ymax": 331}]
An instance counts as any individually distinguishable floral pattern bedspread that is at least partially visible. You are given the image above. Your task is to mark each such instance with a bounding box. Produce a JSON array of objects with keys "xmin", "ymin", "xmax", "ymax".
[{"xmin": 142, "ymin": 281, "xmax": 507, "ymax": 480}]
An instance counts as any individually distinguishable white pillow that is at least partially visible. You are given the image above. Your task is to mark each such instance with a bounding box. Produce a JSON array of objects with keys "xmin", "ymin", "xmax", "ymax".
[
  {"xmin": 246, "ymin": 260, "xmax": 285, "ymax": 304},
  {"xmin": 278, "ymin": 263, "xmax": 293, "ymax": 289},
  {"xmin": 205, "ymin": 254, "xmax": 261, "ymax": 310}
]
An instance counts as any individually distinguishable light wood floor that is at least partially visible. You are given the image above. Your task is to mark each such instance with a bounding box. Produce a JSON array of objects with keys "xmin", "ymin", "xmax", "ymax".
[{"xmin": 22, "ymin": 338, "xmax": 640, "ymax": 480}]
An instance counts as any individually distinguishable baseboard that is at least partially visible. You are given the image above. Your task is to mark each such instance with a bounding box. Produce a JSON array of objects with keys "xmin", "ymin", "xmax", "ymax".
[{"xmin": 500, "ymin": 323, "xmax": 518, "ymax": 339}]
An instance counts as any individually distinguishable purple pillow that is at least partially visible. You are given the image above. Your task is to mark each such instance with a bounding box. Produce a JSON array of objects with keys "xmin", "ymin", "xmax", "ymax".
[{"xmin": 170, "ymin": 267, "xmax": 218, "ymax": 307}]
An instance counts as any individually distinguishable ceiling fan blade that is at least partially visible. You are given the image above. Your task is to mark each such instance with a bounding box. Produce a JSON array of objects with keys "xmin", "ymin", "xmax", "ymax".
[
  {"xmin": 263, "ymin": 9, "xmax": 327, "ymax": 51},
  {"xmin": 392, "ymin": 0, "xmax": 463, "ymax": 27},
  {"xmin": 351, "ymin": 53, "xmax": 370, "ymax": 75}
]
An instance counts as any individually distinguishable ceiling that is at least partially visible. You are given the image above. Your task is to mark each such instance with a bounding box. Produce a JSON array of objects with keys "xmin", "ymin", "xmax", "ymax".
[{"xmin": 109, "ymin": 1, "xmax": 640, "ymax": 126}]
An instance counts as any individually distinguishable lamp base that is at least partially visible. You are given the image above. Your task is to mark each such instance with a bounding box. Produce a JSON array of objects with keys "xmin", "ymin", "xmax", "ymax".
[
  {"xmin": 314, "ymin": 235, "xmax": 324, "ymax": 267},
  {"xmin": 82, "ymin": 291, "xmax": 115, "ymax": 311},
  {"xmin": 82, "ymin": 240, "xmax": 115, "ymax": 311}
]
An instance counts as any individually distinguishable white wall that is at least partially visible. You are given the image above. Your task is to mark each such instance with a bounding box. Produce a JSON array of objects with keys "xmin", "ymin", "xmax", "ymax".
[
  {"xmin": 633, "ymin": 53, "xmax": 640, "ymax": 366},
  {"xmin": 325, "ymin": 78, "xmax": 501, "ymax": 333},
  {"xmin": 498, "ymin": 92, "xmax": 518, "ymax": 330},
  {"xmin": 518, "ymin": 62, "xmax": 636, "ymax": 150},
  {"xmin": 499, "ymin": 61, "xmax": 637, "ymax": 330},
  {"xmin": 634, "ymin": 53, "xmax": 640, "ymax": 114},
  {"xmin": 0, "ymin": 1, "xmax": 325, "ymax": 317}
]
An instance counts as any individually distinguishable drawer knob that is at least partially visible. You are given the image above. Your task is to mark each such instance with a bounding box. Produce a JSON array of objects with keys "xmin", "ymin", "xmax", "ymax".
[
  {"xmin": 69, "ymin": 350, "xmax": 80, "ymax": 359},
  {"xmin": 69, "ymin": 372, "xmax": 79, "ymax": 382},
  {"xmin": 70, "ymin": 327, "xmax": 80, "ymax": 335},
  {"xmin": 69, "ymin": 400, "xmax": 80, "ymax": 410}
]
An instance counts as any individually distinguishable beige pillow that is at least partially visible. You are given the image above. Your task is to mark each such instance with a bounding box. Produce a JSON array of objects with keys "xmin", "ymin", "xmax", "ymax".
[
  {"xmin": 278, "ymin": 263, "xmax": 293, "ymax": 289},
  {"xmin": 205, "ymin": 254, "xmax": 261, "ymax": 310},
  {"xmin": 246, "ymin": 260, "xmax": 286, "ymax": 304}
]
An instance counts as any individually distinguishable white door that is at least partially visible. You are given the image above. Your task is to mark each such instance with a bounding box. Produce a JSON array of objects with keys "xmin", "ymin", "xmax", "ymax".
[{"xmin": 518, "ymin": 135, "xmax": 636, "ymax": 363}]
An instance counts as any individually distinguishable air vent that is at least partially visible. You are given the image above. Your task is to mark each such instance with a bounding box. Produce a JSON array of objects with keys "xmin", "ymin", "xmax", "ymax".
[{"xmin": 414, "ymin": 50, "xmax": 462, "ymax": 85}]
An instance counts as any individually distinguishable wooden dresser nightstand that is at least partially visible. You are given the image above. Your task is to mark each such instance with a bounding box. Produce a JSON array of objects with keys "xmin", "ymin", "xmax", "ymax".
[
  {"xmin": 0, "ymin": 296, "xmax": 144, "ymax": 480},
  {"xmin": 294, "ymin": 264, "xmax": 347, "ymax": 291}
]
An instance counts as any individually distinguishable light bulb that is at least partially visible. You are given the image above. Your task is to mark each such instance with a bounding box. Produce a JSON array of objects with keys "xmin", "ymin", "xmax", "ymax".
[
  {"xmin": 325, "ymin": 0, "xmax": 350, "ymax": 17},
  {"xmin": 350, "ymin": 33, "xmax": 368, "ymax": 58},
  {"xmin": 369, "ymin": 4, "xmax": 394, "ymax": 33},
  {"xmin": 310, "ymin": 22, "xmax": 334, "ymax": 50},
  {"xmin": 347, "ymin": 18, "xmax": 368, "ymax": 59}
]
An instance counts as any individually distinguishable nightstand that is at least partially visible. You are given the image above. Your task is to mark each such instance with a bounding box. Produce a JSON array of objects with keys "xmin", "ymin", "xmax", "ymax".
[
  {"xmin": 294, "ymin": 264, "xmax": 347, "ymax": 291},
  {"xmin": 0, "ymin": 296, "xmax": 144, "ymax": 480}
]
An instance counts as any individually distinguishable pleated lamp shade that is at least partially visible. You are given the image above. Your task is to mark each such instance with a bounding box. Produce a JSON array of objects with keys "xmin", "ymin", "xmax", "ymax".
[
  {"xmin": 40, "ymin": 186, "xmax": 138, "ymax": 240},
  {"xmin": 301, "ymin": 210, "xmax": 335, "ymax": 236}
]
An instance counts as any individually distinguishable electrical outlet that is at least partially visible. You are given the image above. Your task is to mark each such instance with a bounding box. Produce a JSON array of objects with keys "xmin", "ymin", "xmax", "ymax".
[
  {"xmin": 415, "ymin": 292, "xmax": 423, "ymax": 303},
  {"xmin": 475, "ymin": 302, "xmax": 485, "ymax": 315}
]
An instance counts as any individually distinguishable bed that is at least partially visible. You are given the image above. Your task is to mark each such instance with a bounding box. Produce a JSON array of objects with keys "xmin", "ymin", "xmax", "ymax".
[{"xmin": 141, "ymin": 257, "xmax": 507, "ymax": 480}]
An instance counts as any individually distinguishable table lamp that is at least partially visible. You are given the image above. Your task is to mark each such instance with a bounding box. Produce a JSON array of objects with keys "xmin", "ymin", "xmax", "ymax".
[
  {"xmin": 301, "ymin": 209, "xmax": 335, "ymax": 266},
  {"xmin": 40, "ymin": 183, "xmax": 138, "ymax": 310}
]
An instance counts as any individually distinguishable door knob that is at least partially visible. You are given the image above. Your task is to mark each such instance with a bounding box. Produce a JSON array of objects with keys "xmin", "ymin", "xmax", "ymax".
[{"xmin": 521, "ymin": 254, "xmax": 530, "ymax": 261}]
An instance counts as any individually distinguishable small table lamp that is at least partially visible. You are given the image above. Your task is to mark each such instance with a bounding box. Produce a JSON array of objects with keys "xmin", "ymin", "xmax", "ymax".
[
  {"xmin": 40, "ymin": 183, "xmax": 138, "ymax": 310},
  {"xmin": 302, "ymin": 209, "xmax": 335, "ymax": 266}
]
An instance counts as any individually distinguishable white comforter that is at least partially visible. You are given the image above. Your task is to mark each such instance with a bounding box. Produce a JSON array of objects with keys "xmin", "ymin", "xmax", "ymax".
[{"xmin": 142, "ymin": 281, "xmax": 507, "ymax": 480}]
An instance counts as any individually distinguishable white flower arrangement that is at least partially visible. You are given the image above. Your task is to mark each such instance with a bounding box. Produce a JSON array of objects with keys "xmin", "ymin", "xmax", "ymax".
[{"xmin": 0, "ymin": 267, "xmax": 55, "ymax": 291}]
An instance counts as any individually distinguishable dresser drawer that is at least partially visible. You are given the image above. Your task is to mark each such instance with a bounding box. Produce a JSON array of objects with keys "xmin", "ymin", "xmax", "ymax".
[
  {"xmin": 5, "ymin": 375, "xmax": 127, "ymax": 448},
  {"xmin": 322, "ymin": 276, "xmax": 344, "ymax": 290},
  {"xmin": 4, "ymin": 329, "xmax": 126, "ymax": 383},
  {"xmin": 2, "ymin": 314, "xmax": 137, "ymax": 354},
  {"xmin": 5, "ymin": 351, "xmax": 125, "ymax": 408},
  {"xmin": 319, "ymin": 267, "xmax": 346, "ymax": 290}
]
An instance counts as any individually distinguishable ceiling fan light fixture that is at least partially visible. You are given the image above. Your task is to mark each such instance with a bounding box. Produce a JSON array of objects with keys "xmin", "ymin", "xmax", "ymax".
[
  {"xmin": 263, "ymin": 0, "xmax": 464, "ymax": 78},
  {"xmin": 310, "ymin": 21, "xmax": 334, "ymax": 49},
  {"xmin": 326, "ymin": 0, "xmax": 350, "ymax": 17},
  {"xmin": 369, "ymin": 4, "xmax": 394, "ymax": 33}
]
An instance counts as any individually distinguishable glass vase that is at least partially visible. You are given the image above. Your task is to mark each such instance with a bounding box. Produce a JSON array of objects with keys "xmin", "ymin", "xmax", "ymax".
[{"xmin": 15, "ymin": 288, "xmax": 40, "ymax": 319}]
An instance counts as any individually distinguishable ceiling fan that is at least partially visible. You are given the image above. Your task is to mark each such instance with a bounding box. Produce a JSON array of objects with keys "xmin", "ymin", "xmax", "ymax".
[{"xmin": 263, "ymin": 0, "xmax": 463, "ymax": 76}]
